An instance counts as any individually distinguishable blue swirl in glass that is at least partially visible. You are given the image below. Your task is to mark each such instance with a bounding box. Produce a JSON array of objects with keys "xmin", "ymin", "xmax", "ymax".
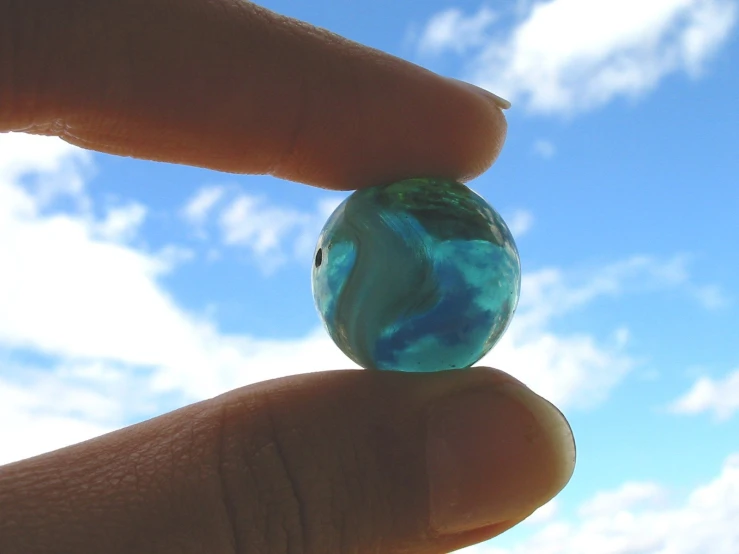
[{"xmin": 312, "ymin": 178, "xmax": 520, "ymax": 372}]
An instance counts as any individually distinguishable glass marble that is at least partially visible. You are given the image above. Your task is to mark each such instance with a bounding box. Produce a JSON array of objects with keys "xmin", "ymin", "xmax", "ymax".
[{"xmin": 312, "ymin": 178, "xmax": 520, "ymax": 372}]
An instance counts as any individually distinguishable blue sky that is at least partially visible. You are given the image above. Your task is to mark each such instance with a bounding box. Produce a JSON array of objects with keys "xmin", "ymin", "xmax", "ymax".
[{"xmin": 1, "ymin": 0, "xmax": 739, "ymax": 551}]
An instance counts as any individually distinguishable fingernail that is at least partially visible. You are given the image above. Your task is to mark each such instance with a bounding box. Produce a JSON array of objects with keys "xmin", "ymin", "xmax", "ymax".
[
  {"xmin": 449, "ymin": 78, "xmax": 512, "ymax": 110},
  {"xmin": 427, "ymin": 382, "xmax": 575, "ymax": 534}
]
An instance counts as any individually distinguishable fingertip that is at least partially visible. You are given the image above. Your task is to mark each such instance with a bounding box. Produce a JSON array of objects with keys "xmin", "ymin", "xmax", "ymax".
[
  {"xmin": 283, "ymin": 67, "xmax": 509, "ymax": 190},
  {"xmin": 426, "ymin": 376, "xmax": 574, "ymax": 535}
]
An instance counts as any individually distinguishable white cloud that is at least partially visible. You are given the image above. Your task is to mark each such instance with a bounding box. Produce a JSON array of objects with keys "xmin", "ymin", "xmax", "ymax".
[
  {"xmin": 506, "ymin": 209, "xmax": 535, "ymax": 237},
  {"xmin": 483, "ymin": 298, "xmax": 633, "ymax": 409},
  {"xmin": 0, "ymin": 132, "xmax": 93, "ymax": 207},
  {"xmin": 220, "ymin": 194, "xmax": 310, "ymax": 257},
  {"xmin": 468, "ymin": 453, "xmax": 739, "ymax": 554},
  {"xmin": 417, "ymin": 6, "xmax": 498, "ymax": 55},
  {"xmin": 218, "ymin": 193, "xmax": 339, "ymax": 273},
  {"xmin": 180, "ymin": 185, "xmax": 345, "ymax": 271},
  {"xmin": 0, "ymin": 199, "xmax": 186, "ymax": 364},
  {"xmin": 94, "ymin": 203, "xmax": 147, "ymax": 242},
  {"xmin": 669, "ymin": 368, "xmax": 739, "ymax": 421},
  {"xmin": 484, "ymin": 255, "xmax": 723, "ymax": 407},
  {"xmin": 579, "ymin": 482, "xmax": 667, "ymax": 518},
  {"xmin": 533, "ymin": 139, "xmax": 556, "ymax": 159},
  {"xmin": 417, "ymin": 0, "xmax": 737, "ymax": 115},
  {"xmin": 181, "ymin": 185, "xmax": 225, "ymax": 227}
]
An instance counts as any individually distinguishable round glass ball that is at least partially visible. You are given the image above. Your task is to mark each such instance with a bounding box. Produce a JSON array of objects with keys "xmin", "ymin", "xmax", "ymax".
[{"xmin": 312, "ymin": 178, "xmax": 520, "ymax": 372}]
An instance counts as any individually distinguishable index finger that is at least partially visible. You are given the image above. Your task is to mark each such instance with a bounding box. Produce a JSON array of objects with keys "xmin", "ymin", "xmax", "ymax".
[{"xmin": 1, "ymin": 0, "xmax": 508, "ymax": 189}]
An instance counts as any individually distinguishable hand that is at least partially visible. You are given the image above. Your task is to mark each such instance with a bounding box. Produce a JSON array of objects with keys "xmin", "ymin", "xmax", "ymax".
[{"xmin": 0, "ymin": 1, "xmax": 576, "ymax": 553}]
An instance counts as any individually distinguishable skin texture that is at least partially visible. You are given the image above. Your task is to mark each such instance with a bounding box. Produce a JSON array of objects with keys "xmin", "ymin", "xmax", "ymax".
[
  {"xmin": 0, "ymin": 1, "xmax": 576, "ymax": 552},
  {"xmin": 0, "ymin": 370, "xmax": 574, "ymax": 554},
  {"xmin": 1, "ymin": 0, "xmax": 506, "ymax": 189}
]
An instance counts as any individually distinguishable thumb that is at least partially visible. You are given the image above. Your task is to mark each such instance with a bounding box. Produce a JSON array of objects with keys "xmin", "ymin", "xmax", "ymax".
[{"xmin": 0, "ymin": 368, "xmax": 575, "ymax": 554}]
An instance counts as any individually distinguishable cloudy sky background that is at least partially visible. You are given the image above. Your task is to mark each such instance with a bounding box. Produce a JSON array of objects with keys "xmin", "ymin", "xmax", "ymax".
[{"xmin": 1, "ymin": 0, "xmax": 738, "ymax": 552}]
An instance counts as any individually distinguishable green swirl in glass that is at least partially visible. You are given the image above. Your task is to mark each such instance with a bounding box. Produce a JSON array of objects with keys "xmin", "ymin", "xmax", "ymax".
[{"xmin": 312, "ymin": 178, "xmax": 520, "ymax": 372}]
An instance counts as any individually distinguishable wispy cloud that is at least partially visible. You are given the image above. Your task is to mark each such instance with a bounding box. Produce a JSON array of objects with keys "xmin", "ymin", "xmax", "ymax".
[
  {"xmin": 181, "ymin": 185, "xmax": 226, "ymax": 228},
  {"xmin": 218, "ymin": 193, "xmax": 312, "ymax": 271},
  {"xmin": 416, "ymin": 6, "xmax": 498, "ymax": 55},
  {"xmin": 533, "ymin": 139, "xmax": 556, "ymax": 159},
  {"xmin": 94, "ymin": 203, "xmax": 147, "ymax": 243},
  {"xmin": 693, "ymin": 284, "xmax": 731, "ymax": 310},
  {"xmin": 181, "ymin": 185, "xmax": 344, "ymax": 272},
  {"xmin": 516, "ymin": 255, "xmax": 716, "ymax": 326},
  {"xmin": 669, "ymin": 368, "xmax": 739, "ymax": 421},
  {"xmin": 506, "ymin": 209, "xmax": 535, "ymax": 237},
  {"xmin": 578, "ymin": 482, "xmax": 667, "ymax": 518},
  {"xmin": 483, "ymin": 266, "xmax": 635, "ymax": 408},
  {"xmin": 414, "ymin": 0, "xmax": 738, "ymax": 115},
  {"xmin": 485, "ymin": 254, "xmax": 727, "ymax": 407}
]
